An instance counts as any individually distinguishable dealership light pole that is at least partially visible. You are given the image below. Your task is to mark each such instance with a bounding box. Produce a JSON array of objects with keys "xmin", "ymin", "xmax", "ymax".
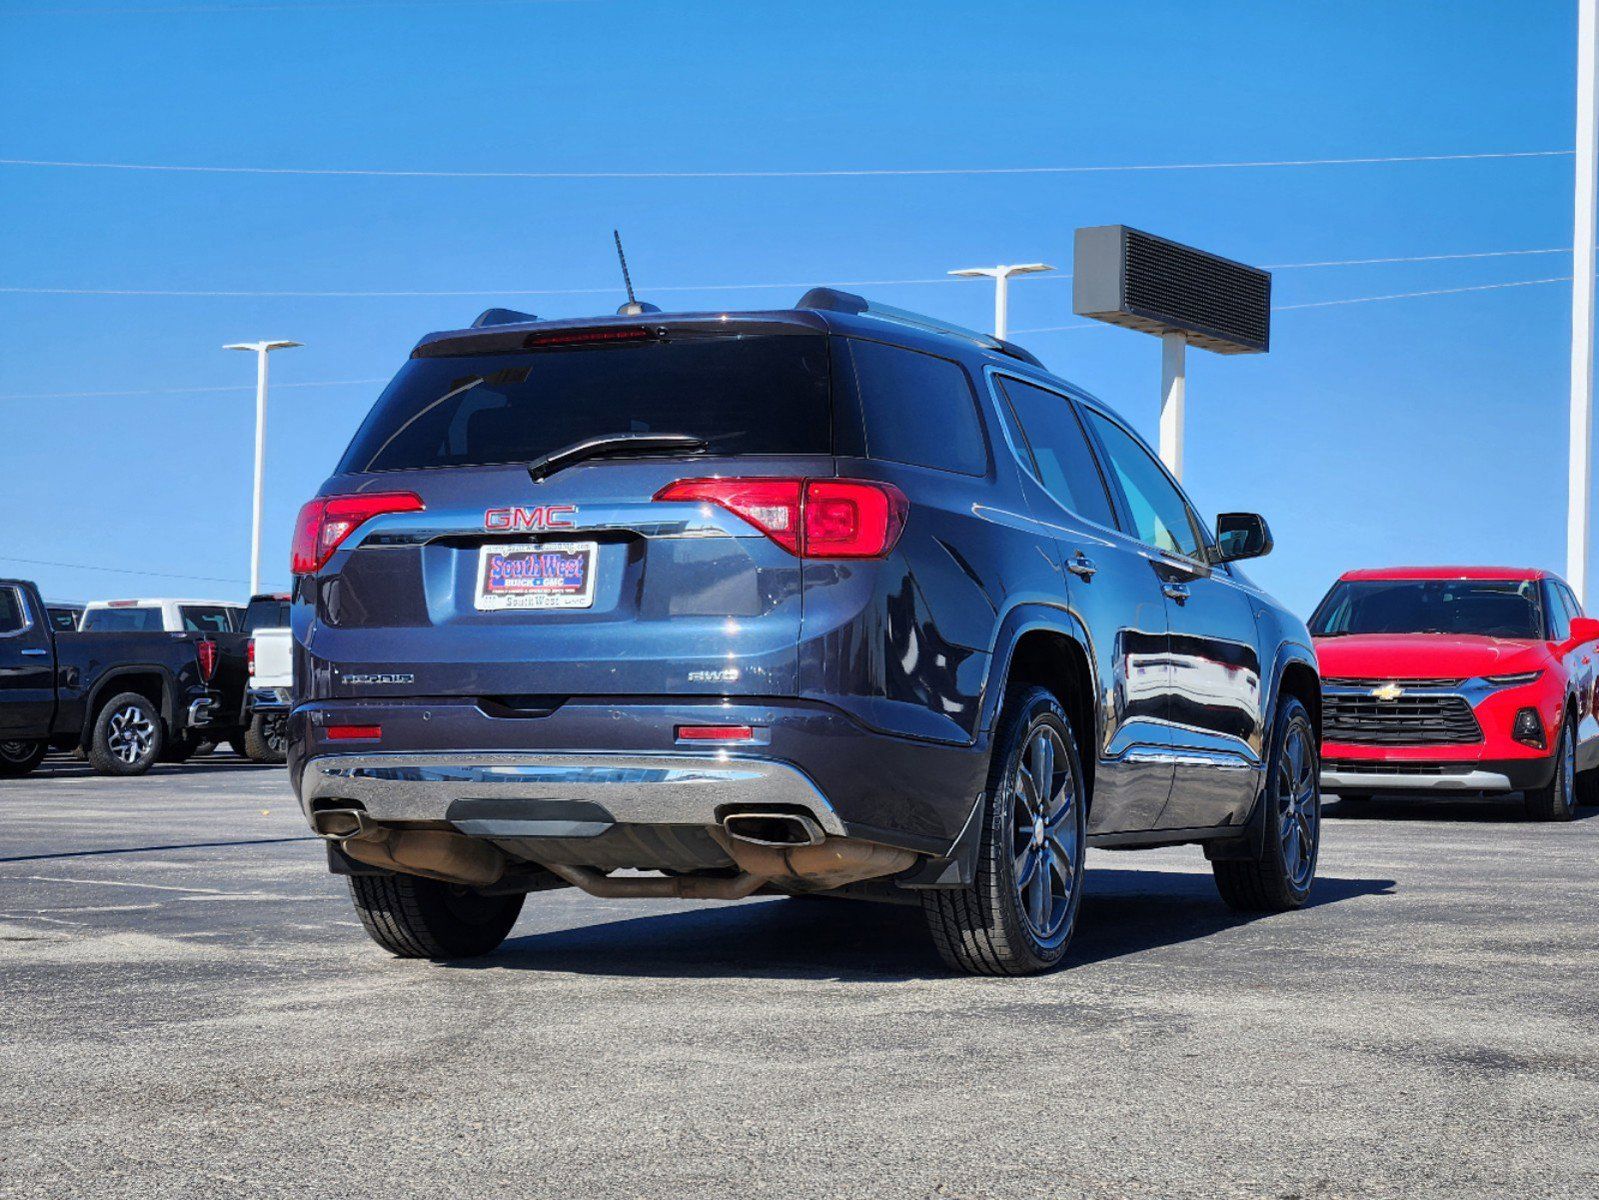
[
  {"xmin": 1571, "ymin": 0, "xmax": 1599, "ymax": 605},
  {"xmin": 949, "ymin": 263, "xmax": 1055, "ymax": 340},
  {"xmin": 223, "ymin": 339, "xmax": 302, "ymax": 597}
]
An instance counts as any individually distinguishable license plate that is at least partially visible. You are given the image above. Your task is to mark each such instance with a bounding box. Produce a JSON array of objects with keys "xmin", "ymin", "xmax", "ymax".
[{"xmin": 475, "ymin": 542, "xmax": 598, "ymax": 611}]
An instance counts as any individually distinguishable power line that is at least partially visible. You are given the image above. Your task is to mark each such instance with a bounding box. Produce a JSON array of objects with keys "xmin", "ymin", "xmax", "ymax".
[
  {"xmin": 1010, "ymin": 274, "xmax": 1573, "ymax": 334},
  {"xmin": 0, "ymin": 377, "xmax": 386, "ymax": 402},
  {"xmin": 0, "ymin": 248, "xmax": 1572, "ymax": 299},
  {"xmin": 0, "ymin": 149, "xmax": 1572, "ymax": 181},
  {"xmin": 1273, "ymin": 275, "xmax": 1573, "ymax": 311},
  {"xmin": 0, "ymin": 555, "xmax": 248, "ymax": 586}
]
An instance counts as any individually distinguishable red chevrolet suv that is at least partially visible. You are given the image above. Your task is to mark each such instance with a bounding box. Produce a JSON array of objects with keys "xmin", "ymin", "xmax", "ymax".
[{"xmin": 1309, "ymin": 567, "xmax": 1599, "ymax": 821}]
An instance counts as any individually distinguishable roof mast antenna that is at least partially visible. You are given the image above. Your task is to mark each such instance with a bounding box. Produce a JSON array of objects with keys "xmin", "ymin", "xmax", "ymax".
[{"xmin": 613, "ymin": 230, "xmax": 660, "ymax": 316}]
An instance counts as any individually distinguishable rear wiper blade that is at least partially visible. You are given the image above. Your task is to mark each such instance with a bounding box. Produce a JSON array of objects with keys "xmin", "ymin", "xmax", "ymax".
[{"xmin": 527, "ymin": 432, "xmax": 707, "ymax": 482}]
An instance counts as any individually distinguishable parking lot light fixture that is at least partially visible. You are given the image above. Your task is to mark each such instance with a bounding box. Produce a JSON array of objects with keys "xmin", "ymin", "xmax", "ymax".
[
  {"xmin": 224, "ymin": 339, "xmax": 303, "ymax": 596},
  {"xmin": 948, "ymin": 263, "xmax": 1055, "ymax": 341}
]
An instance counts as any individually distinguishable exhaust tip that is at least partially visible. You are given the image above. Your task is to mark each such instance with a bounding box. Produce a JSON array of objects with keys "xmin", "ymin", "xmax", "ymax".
[
  {"xmin": 311, "ymin": 808, "xmax": 367, "ymax": 840},
  {"xmin": 722, "ymin": 811, "xmax": 824, "ymax": 848}
]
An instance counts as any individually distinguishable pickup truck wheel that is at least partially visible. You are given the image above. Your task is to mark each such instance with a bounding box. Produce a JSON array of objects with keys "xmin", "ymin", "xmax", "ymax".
[
  {"xmin": 922, "ymin": 686, "xmax": 1086, "ymax": 976},
  {"xmin": 1524, "ymin": 720, "xmax": 1577, "ymax": 822},
  {"xmin": 0, "ymin": 739, "xmax": 47, "ymax": 777},
  {"xmin": 87, "ymin": 692, "xmax": 164, "ymax": 776},
  {"xmin": 158, "ymin": 737, "xmax": 197, "ymax": 764},
  {"xmin": 243, "ymin": 714, "xmax": 287, "ymax": 764},
  {"xmin": 226, "ymin": 734, "xmax": 249, "ymax": 758},
  {"xmin": 348, "ymin": 874, "xmax": 524, "ymax": 960},
  {"xmin": 1213, "ymin": 696, "xmax": 1320, "ymax": 912}
]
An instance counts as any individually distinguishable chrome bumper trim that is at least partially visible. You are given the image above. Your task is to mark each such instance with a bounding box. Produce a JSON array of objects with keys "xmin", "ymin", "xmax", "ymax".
[
  {"xmin": 299, "ymin": 751, "xmax": 846, "ymax": 834},
  {"xmin": 186, "ymin": 698, "xmax": 218, "ymax": 727},
  {"xmin": 1321, "ymin": 768, "xmax": 1514, "ymax": 792}
]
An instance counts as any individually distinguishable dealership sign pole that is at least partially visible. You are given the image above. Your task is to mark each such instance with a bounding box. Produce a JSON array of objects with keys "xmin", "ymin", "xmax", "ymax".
[
  {"xmin": 1072, "ymin": 226, "xmax": 1271, "ymax": 480},
  {"xmin": 224, "ymin": 339, "xmax": 302, "ymax": 597},
  {"xmin": 1571, "ymin": 0, "xmax": 1599, "ymax": 605}
]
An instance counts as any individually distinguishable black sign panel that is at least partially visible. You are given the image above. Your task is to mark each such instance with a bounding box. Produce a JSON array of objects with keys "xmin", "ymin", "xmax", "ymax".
[{"xmin": 1072, "ymin": 225, "xmax": 1271, "ymax": 354}]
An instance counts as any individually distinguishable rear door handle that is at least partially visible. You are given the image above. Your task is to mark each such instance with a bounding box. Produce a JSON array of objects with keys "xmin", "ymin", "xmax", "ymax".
[
  {"xmin": 1162, "ymin": 583, "xmax": 1191, "ymax": 603},
  {"xmin": 1066, "ymin": 553, "xmax": 1098, "ymax": 579}
]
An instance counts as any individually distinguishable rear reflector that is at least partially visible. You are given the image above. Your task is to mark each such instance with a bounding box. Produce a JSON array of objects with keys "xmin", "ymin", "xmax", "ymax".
[
  {"xmin": 654, "ymin": 477, "xmax": 907, "ymax": 559},
  {"xmin": 676, "ymin": 724, "xmax": 755, "ymax": 742},
  {"xmin": 326, "ymin": 724, "xmax": 382, "ymax": 741},
  {"xmin": 291, "ymin": 491, "xmax": 425, "ymax": 575}
]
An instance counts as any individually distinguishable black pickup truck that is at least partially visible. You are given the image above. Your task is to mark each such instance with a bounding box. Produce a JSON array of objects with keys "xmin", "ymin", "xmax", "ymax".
[{"xmin": 0, "ymin": 578, "xmax": 249, "ymax": 777}]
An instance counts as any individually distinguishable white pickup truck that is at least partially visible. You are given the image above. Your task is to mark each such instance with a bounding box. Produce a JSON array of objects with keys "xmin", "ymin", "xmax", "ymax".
[{"xmin": 242, "ymin": 593, "xmax": 292, "ymax": 763}]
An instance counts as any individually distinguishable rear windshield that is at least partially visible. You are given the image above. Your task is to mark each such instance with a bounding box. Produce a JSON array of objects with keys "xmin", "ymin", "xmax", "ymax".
[
  {"xmin": 243, "ymin": 598, "xmax": 290, "ymax": 632},
  {"xmin": 1310, "ymin": 579, "xmax": 1545, "ymax": 640},
  {"xmin": 82, "ymin": 606, "xmax": 163, "ymax": 632},
  {"xmin": 338, "ymin": 333, "xmax": 833, "ymax": 474},
  {"xmin": 181, "ymin": 606, "xmax": 237, "ymax": 633}
]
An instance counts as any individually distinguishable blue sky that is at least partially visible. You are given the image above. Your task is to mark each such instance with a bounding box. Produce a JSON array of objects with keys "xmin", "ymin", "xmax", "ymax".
[{"xmin": 0, "ymin": 0, "xmax": 1582, "ymax": 617}]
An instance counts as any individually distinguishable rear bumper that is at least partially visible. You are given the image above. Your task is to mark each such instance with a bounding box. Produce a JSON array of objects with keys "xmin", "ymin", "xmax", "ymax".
[
  {"xmin": 288, "ymin": 696, "xmax": 988, "ymax": 855},
  {"xmin": 300, "ymin": 751, "xmax": 849, "ymax": 838},
  {"xmin": 247, "ymin": 687, "xmax": 292, "ymax": 715},
  {"xmin": 1322, "ymin": 756, "xmax": 1557, "ymax": 794}
]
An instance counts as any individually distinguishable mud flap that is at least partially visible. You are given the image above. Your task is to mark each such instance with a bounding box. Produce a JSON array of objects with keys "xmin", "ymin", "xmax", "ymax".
[{"xmin": 894, "ymin": 792, "xmax": 986, "ymax": 889}]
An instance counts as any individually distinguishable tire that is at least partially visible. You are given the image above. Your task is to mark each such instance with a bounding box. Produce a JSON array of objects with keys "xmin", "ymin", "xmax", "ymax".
[
  {"xmin": 1213, "ymin": 695, "xmax": 1320, "ymax": 912},
  {"xmin": 1523, "ymin": 719, "xmax": 1577, "ymax": 822},
  {"xmin": 922, "ymin": 685, "xmax": 1087, "ymax": 976},
  {"xmin": 192, "ymin": 740, "xmax": 217, "ymax": 757},
  {"xmin": 0, "ymin": 739, "xmax": 47, "ymax": 777},
  {"xmin": 87, "ymin": 692, "xmax": 165, "ymax": 777},
  {"xmin": 348, "ymin": 874, "xmax": 524, "ymax": 960},
  {"xmin": 227, "ymin": 734, "xmax": 249, "ymax": 758},
  {"xmin": 243, "ymin": 713, "xmax": 287, "ymax": 764}
]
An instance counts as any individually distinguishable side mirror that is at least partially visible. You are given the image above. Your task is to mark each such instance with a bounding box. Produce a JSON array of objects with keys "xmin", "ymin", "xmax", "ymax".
[
  {"xmin": 1213, "ymin": 512, "xmax": 1273, "ymax": 563},
  {"xmin": 1569, "ymin": 615, "xmax": 1599, "ymax": 645}
]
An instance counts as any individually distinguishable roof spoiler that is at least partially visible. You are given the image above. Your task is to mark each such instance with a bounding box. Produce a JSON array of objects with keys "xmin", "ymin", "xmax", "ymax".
[
  {"xmin": 795, "ymin": 288, "xmax": 1043, "ymax": 368},
  {"xmin": 472, "ymin": 307, "xmax": 540, "ymax": 328}
]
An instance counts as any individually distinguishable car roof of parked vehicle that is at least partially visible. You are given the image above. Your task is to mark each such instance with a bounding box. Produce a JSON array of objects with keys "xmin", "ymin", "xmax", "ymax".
[
  {"xmin": 83, "ymin": 597, "xmax": 243, "ymax": 607},
  {"xmin": 409, "ymin": 289, "xmax": 1048, "ymax": 371},
  {"xmin": 1339, "ymin": 566, "xmax": 1550, "ymax": 582}
]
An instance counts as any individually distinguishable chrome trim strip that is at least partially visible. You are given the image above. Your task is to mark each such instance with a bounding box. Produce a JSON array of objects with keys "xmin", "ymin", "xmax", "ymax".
[
  {"xmin": 299, "ymin": 751, "xmax": 846, "ymax": 834},
  {"xmin": 1321, "ymin": 768, "xmax": 1514, "ymax": 792}
]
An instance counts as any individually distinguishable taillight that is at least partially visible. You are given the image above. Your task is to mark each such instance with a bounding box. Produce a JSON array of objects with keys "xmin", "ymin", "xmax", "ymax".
[
  {"xmin": 290, "ymin": 491, "xmax": 425, "ymax": 575},
  {"xmin": 654, "ymin": 478, "xmax": 906, "ymax": 559},
  {"xmin": 246, "ymin": 639, "xmax": 256, "ymax": 678},
  {"xmin": 196, "ymin": 639, "xmax": 218, "ymax": 683}
]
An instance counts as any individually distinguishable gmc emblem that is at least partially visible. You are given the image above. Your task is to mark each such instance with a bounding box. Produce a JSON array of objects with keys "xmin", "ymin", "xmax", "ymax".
[{"xmin": 484, "ymin": 505, "xmax": 577, "ymax": 532}]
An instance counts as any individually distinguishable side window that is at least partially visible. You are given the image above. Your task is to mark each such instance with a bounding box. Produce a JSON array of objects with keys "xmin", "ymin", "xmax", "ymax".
[
  {"xmin": 849, "ymin": 340, "xmax": 987, "ymax": 476},
  {"xmin": 0, "ymin": 587, "xmax": 27, "ymax": 635},
  {"xmin": 1083, "ymin": 410, "xmax": 1203, "ymax": 559},
  {"xmin": 997, "ymin": 378, "xmax": 1118, "ymax": 529},
  {"xmin": 1544, "ymin": 581, "xmax": 1572, "ymax": 640},
  {"xmin": 180, "ymin": 606, "xmax": 234, "ymax": 634},
  {"xmin": 1560, "ymin": 582, "xmax": 1584, "ymax": 620}
]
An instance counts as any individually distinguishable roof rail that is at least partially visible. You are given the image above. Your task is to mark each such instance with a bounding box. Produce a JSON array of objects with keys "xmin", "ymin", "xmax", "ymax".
[{"xmin": 794, "ymin": 288, "xmax": 1043, "ymax": 368}]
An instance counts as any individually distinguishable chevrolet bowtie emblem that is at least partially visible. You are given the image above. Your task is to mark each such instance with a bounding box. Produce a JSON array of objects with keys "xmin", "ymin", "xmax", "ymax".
[{"xmin": 1371, "ymin": 683, "xmax": 1406, "ymax": 702}]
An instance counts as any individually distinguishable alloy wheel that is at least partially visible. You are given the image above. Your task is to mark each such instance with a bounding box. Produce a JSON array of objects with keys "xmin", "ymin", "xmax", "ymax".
[
  {"xmin": 1277, "ymin": 720, "xmax": 1319, "ymax": 891},
  {"xmin": 106, "ymin": 704, "xmax": 156, "ymax": 766},
  {"xmin": 0, "ymin": 740, "xmax": 32, "ymax": 762},
  {"xmin": 1010, "ymin": 723, "xmax": 1080, "ymax": 947}
]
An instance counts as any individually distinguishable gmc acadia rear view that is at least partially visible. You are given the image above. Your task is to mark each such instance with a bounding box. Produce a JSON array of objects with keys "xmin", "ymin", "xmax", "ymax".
[{"xmin": 288, "ymin": 290, "xmax": 1322, "ymax": 975}]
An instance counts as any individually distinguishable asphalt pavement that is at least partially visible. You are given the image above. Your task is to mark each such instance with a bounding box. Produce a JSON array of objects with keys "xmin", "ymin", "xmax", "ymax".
[{"xmin": 2, "ymin": 755, "xmax": 1596, "ymax": 1199}]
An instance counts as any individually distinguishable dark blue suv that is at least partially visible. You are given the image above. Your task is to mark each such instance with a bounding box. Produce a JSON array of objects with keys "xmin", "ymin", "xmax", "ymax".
[{"xmin": 288, "ymin": 289, "xmax": 1322, "ymax": 975}]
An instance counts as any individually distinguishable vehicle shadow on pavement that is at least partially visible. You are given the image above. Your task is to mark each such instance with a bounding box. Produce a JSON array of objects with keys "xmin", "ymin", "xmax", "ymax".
[
  {"xmin": 17, "ymin": 757, "xmax": 283, "ymax": 782},
  {"xmin": 1323, "ymin": 795, "xmax": 1599, "ymax": 823},
  {"xmin": 469, "ymin": 868, "xmax": 1395, "ymax": 981}
]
